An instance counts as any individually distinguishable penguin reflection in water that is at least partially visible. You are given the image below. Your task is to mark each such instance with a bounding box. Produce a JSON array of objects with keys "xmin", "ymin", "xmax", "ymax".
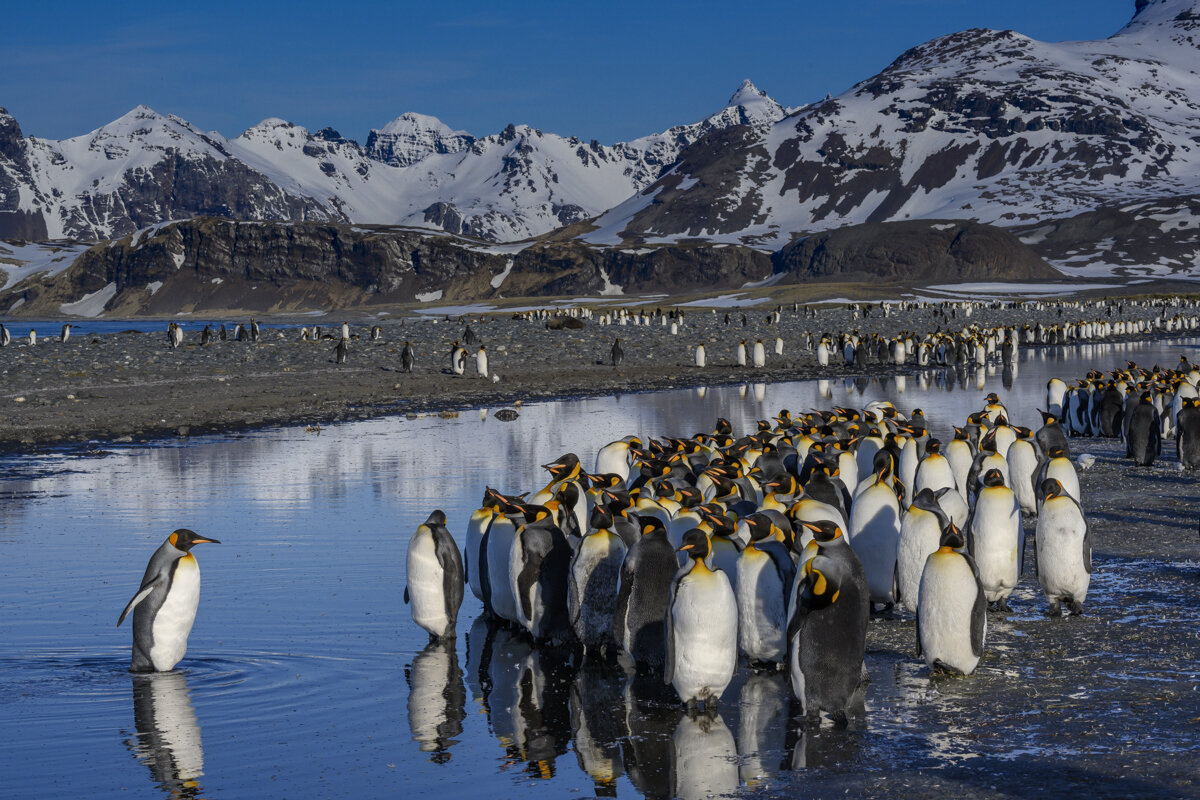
[
  {"xmin": 127, "ymin": 671, "xmax": 207, "ymax": 797},
  {"xmin": 118, "ymin": 529, "xmax": 221, "ymax": 673}
]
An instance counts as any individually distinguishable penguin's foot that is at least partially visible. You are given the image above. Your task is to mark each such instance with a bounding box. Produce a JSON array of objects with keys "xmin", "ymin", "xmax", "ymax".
[
  {"xmin": 1045, "ymin": 600, "xmax": 1063, "ymax": 617},
  {"xmin": 1067, "ymin": 599, "xmax": 1084, "ymax": 616}
]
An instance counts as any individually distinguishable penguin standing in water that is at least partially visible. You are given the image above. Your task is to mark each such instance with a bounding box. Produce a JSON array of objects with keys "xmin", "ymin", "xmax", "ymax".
[
  {"xmin": 917, "ymin": 522, "xmax": 986, "ymax": 675},
  {"xmin": 610, "ymin": 338, "xmax": 624, "ymax": 368},
  {"xmin": 405, "ymin": 510, "xmax": 465, "ymax": 642},
  {"xmin": 510, "ymin": 515, "xmax": 573, "ymax": 644},
  {"xmin": 401, "ymin": 341, "xmax": 415, "ymax": 373},
  {"xmin": 118, "ymin": 529, "xmax": 222, "ymax": 673},
  {"xmin": 1036, "ymin": 478, "xmax": 1091, "ymax": 616},
  {"xmin": 787, "ymin": 520, "xmax": 870, "ymax": 724},
  {"xmin": 1177, "ymin": 397, "xmax": 1200, "ymax": 468},
  {"xmin": 666, "ymin": 529, "xmax": 738, "ymax": 708},
  {"xmin": 1125, "ymin": 391, "xmax": 1161, "ymax": 466},
  {"xmin": 613, "ymin": 516, "xmax": 677, "ymax": 670},
  {"xmin": 569, "ymin": 506, "xmax": 627, "ymax": 656}
]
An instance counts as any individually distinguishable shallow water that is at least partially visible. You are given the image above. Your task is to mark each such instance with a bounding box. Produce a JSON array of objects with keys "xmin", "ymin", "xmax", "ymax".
[{"xmin": 1, "ymin": 338, "xmax": 1198, "ymax": 798}]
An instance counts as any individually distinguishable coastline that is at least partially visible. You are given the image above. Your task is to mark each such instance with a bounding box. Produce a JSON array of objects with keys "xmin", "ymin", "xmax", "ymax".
[{"xmin": 0, "ymin": 302, "xmax": 1194, "ymax": 452}]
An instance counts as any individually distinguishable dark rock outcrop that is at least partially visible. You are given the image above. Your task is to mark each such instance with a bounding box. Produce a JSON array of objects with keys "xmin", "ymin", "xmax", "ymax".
[{"xmin": 772, "ymin": 220, "xmax": 1060, "ymax": 281}]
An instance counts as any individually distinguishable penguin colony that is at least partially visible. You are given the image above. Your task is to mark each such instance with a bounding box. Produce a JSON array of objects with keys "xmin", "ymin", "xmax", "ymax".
[
  {"xmin": 407, "ymin": 395, "xmax": 1093, "ymax": 722},
  {"xmin": 1042, "ymin": 357, "xmax": 1200, "ymax": 469}
]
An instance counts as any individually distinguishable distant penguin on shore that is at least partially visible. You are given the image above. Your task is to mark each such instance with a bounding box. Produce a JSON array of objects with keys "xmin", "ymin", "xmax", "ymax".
[
  {"xmin": 475, "ymin": 345, "xmax": 489, "ymax": 378},
  {"xmin": 401, "ymin": 341, "xmax": 415, "ymax": 373},
  {"xmin": 28, "ymin": 329, "xmax": 37, "ymax": 346},
  {"xmin": 611, "ymin": 338, "xmax": 624, "ymax": 368},
  {"xmin": 695, "ymin": 344, "xmax": 706, "ymax": 368},
  {"xmin": 219, "ymin": 324, "xmax": 227, "ymax": 341},
  {"xmin": 335, "ymin": 337, "xmax": 348, "ymax": 364},
  {"xmin": 201, "ymin": 324, "xmax": 213, "ymax": 346},
  {"xmin": 371, "ymin": 325, "xmax": 382, "ymax": 342},
  {"xmin": 1125, "ymin": 391, "xmax": 1161, "ymax": 466},
  {"xmin": 60, "ymin": 323, "xmax": 71, "ymax": 343},
  {"xmin": 0, "ymin": 323, "xmax": 8, "ymax": 347},
  {"xmin": 752, "ymin": 339, "xmax": 766, "ymax": 368},
  {"xmin": 737, "ymin": 340, "xmax": 747, "ymax": 366}
]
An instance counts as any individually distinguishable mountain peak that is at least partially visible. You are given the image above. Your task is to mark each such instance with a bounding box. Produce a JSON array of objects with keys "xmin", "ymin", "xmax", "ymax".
[{"xmin": 727, "ymin": 79, "xmax": 767, "ymax": 107}]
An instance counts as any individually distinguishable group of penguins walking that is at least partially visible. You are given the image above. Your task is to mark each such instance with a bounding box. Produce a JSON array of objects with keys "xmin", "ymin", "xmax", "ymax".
[
  {"xmin": 1046, "ymin": 356, "xmax": 1200, "ymax": 468},
  {"xmin": 406, "ymin": 393, "xmax": 1093, "ymax": 723}
]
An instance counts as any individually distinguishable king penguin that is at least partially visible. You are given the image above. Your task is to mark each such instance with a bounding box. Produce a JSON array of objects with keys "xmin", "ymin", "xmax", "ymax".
[
  {"xmin": 1177, "ymin": 397, "xmax": 1200, "ymax": 468},
  {"xmin": 1125, "ymin": 391, "xmax": 1161, "ymax": 466},
  {"xmin": 569, "ymin": 505, "xmax": 628, "ymax": 655},
  {"xmin": 966, "ymin": 469, "xmax": 1022, "ymax": 611},
  {"xmin": 405, "ymin": 510, "xmax": 465, "ymax": 642},
  {"xmin": 787, "ymin": 520, "xmax": 870, "ymax": 724},
  {"xmin": 916, "ymin": 522, "xmax": 986, "ymax": 675},
  {"xmin": 896, "ymin": 488, "xmax": 951, "ymax": 614},
  {"xmin": 613, "ymin": 516, "xmax": 677, "ymax": 670},
  {"xmin": 666, "ymin": 529, "xmax": 738, "ymax": 708},
  {"xmin": 1035, "ymin": 478, "xmax": 1092, "ymax": 616},
  {"xmin": 401, "ymin": 341, "xmax": 415, "ymax": 373},
  {"xmin": 736, "ymin": 515, "xmax": 796, "ymax": 666},
  {"xmin": 118, "ymin": 529, "xmax": 221, "ymax": 673}
]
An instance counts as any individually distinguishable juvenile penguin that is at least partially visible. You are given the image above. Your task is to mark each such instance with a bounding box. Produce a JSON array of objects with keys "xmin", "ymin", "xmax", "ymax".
[
  {"xmin": 334, "ymin": 337, "xmax": 348, "ymax": 364},
  {"xmin": 787, "ymin": 520, "xmax": 870, "ymax": 724},
  {"xmin": 1036, "ymin": 478, "xmax": 1091, "ymax": 616},
  {"xmin": 401, "ymin": 341, "xmax": 415, "ymax": 373},
  {"xmin": 967, "ymin": 469, "xmax": 1022, "ymax": 611},
  {"xmin": 613, "ymin": 516, "xmax": 677, "ymax": 670},
  {"xmin": 666, "ymin": 529, "xmax": 738, "ymax": 707},
  {"xmin": 916, "ymin": 522, "xmax": 986, "ymax": 675},
  {"xmin": 405, "ymin": 510, "xmax": 465, "ymax": 642},
  {"xmin": 752, "ymin": 339, "xmax": 766, "ymax": 368},
  {"xmin": 118, "ymin": 529, "xmax": 222, "ymax": 673}
]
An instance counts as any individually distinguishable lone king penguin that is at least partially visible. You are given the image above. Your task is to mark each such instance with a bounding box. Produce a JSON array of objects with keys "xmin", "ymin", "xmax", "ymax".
[{"xmin": 118, "ymin": 529, "xmax": 221, "ymax": 673}]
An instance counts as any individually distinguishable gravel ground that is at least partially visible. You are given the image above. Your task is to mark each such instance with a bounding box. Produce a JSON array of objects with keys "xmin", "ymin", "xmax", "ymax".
[{"xmin": 0, "ymin": 300, "xmax": 1185, "ymax": 450}]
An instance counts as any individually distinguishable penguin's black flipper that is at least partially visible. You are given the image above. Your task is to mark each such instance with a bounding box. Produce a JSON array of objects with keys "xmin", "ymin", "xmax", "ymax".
[
  {"xmin": 612, "ymin": 559, "xmax": 635, "ymax": 650},
  {"xmin": 404, "ymin": 585, "xmax": 410, "ymax": 604},
  {"xmin": 914, "ymin": 609, "xmax": 923, "ymax": 658},
  {"xmin": 1081, "ymin": 514, "xmax": 1093, "ymax": 575},
  {"xmin": 117, "ymin": 576, "xmax": 164, "ymax": 627},
  {"xmin": 434, "ymin": 528, "xmax": 465, "ymax": 623},
  {"xmin": 663, "ymin": 581, "xmax": 677, "ymax": 687},
  {"xmin": 968, "ymin": 559, "xmax": 987, "ymax": 658}
]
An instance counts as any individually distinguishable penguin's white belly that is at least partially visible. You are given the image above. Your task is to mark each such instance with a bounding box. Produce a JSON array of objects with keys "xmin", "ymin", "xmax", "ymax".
[
  {"xmin": 465, "ymin": 510, "xmax": 493, "ymax": 602},
  {"xmin": 408, "ymin": 534, "xmax": 449, "ymax": 636},
  {"xmin": 1045, "ymin": 462, "xmax": 1081, "ymax": 502},
  {"xmin": 918, "ymin": 554, "xmax": 981, "ymax": 675},
  {"xmin": 972, "ymin": 493, "xmax": 1021, "ymax": 600},
  {"xmin": 150, "ymin": 557, "xmax": 201, "ymax": 671},
  {"xmin": 670, "ymin": 574, "xmax": 737, "ymax": 703},
  {"xmin": 595, "ymin": 446, "xmax": 630, "ymax": 481},
  {"xmin": 486, "ymin": 522, "xmax": 519, "ymax": 623},
  {"xmin": 1037, "ymin": 508, "xmax": 1090, "ymax": 602},
  {"xmin": 1008, "ymin": 444, "xmax": 1039, "ymax": 514},
  {"xmin": 915, "ymin": 457, "xmax": 956, "ymax": 496},
  {"xmin": 897, "ymin": 513, "xmax": 941, "ymax": 614},
  {"xmin": 848, "ymin": 486, "xmax": 901, "ymax": 603},
  {"xmin": 736, "ymin": 551, "xmax": 786, "ymax": 662}
]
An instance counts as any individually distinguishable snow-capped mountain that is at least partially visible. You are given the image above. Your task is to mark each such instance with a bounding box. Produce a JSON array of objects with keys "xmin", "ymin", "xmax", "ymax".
[
  {"xmin": 584, "ymin": 0, "xmax": 1200, "ymax": 263},
  {"xmin": 0, "ymin": 81, "xmax": 787, "ymax": 242}
]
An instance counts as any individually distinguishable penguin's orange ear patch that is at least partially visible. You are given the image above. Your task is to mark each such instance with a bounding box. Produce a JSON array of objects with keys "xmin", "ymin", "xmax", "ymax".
[{"xmin": 169, "ymin": 532, "xmax": 178, "ymax": 547}]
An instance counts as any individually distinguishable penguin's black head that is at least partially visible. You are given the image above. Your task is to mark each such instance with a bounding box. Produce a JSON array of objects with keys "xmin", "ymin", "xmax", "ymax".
[
  {"xmin": 1040, "ymin": 478, "xmax": 1065, "ymax": 499},
  {"xmin": 986, "ymin": 392, "xmax": 1000, "ymax": 404},
  {"xmin": 800, "ymin": 519, "xmax": 842, "ymax": 543},
  {"xmin": 170, "ymin": 529, "xmax": 220, "ymax": 551},
  {"xmin": 911, "ymin": 488, "xmax": 942, "ymax": 514},
  {"xmin": 926, "ymin": 438, "xmax": 942, "ymax": 455},
  {"xmin": 700, "ymin": 510, "xmax": 736, "ymax": 537},
  {"xmin": 982, "ymin": 469, "xmax": 1005, "ymax": 488},
  {"xmin": 799, "ymin": 554, "xmax": 844, "ymax": 610},
  {"xmin": 939, "ymin": 522, "xmax": 965, "ymax": 551},
  {"xmin": 676, "ymin": 486, "xmax": 702, "ymax": 508},
  {"xmin": 424, "ymin": 510, "xmax": 447, "ymax": 526},
  {"xmin": 1048, "ymin": 446, "xmax": 1066, "ymax": 459},
  {"xmin": 1038, "ymin": 409, "xmax": 1057, "ymax": 424},
  {"xmin": 744, "ymin": 513, "xmax": 776, "ymax": 543},
  {"xmin": 678, "ymin": 528, "xmax": 711, "ymax": 560},
  {"xmin": 542, "ymin": 453, "xmax": 581, "ymax": 482},
  {"xmin": 589, "ymin": 504, "xmax": 614, "ymax": 530},
  {"xmin": 636, "ymin": 515, "xmax": 665, "ymax": 536}
]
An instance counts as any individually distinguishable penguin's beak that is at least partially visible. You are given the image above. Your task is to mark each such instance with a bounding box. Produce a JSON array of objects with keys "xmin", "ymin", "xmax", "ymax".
[{"xmin": 192, "ymin": 536, "xmax": 221, "ymax": 545}]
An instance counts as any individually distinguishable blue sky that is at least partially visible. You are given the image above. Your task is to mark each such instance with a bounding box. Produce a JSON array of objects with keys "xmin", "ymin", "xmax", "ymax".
[{"xmin": 4, "ymin": 0, "xmax": 1137, "ymax": 144}]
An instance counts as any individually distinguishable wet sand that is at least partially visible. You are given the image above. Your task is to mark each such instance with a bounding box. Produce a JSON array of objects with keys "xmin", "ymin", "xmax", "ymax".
[{"xmin": 0, "ymin": 301, "xmax": 1186, "ymax": 450}]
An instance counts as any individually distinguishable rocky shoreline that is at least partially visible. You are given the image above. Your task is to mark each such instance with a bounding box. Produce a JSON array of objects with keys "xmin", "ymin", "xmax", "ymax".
[{"xmin": 0, "ymin": 299, "xmax": 1192, "ymax": 452}]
